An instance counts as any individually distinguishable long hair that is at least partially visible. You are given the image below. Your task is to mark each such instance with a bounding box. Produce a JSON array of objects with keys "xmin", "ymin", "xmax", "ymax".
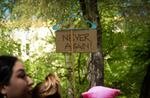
[
  {"xmin": 0, "ymin": 55, "xmax": 18, "ymax": 98},
  {"xmin": 32, "ymin": 73, "xmax": 61, "ymax": 98}
]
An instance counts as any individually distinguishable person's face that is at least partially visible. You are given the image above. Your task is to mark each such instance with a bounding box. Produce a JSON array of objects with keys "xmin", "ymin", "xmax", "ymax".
[{"xmin": 2, "ymin": 60, "xmax": 33, "ymax": 98}]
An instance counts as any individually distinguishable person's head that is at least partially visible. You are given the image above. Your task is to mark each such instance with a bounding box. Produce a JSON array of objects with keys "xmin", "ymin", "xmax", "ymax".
[
  {"xmin": 0, "ymin": 55, "xmax": 33, "ymax": 98},
  {"xmin": 32, "ymin": 73, "xmax": 61, "ymax": 98}
]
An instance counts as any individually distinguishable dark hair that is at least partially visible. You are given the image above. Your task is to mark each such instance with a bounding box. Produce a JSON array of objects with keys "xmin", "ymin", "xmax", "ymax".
[
  {"xmin": 80, "ymin": 95, "xmax": 83, "ymax": 98},
  {"xmin": 0, "ymin": 55, "xmax": 18, "ymax": 85},
  {"xmin": 45, "ymin": 92, "xmax": 61, "ymax": 98},
  {"xmin": 32, "ymin": 82, "xmax": 42, "ymax": 98},
  {"xmin": 0, "ymin": 55, "xmax": 18, "ymax": 98}
]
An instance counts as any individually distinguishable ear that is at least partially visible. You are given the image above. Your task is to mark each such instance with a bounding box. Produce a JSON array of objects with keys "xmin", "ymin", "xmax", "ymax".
[{"xmin": 0, "ymin": 85, "xmax": 7, "ymax": 95}]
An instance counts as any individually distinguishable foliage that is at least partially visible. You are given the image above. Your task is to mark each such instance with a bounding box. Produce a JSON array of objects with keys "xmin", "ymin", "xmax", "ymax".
[{"xmin": 0, "ymin": 0, "xmax": 150, "ymax": 98}]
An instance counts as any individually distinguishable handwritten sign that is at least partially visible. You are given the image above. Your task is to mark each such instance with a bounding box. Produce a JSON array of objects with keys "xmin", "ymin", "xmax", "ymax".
[{"xmin": 56, "ymin": 29, "xmax": 97, "ymax": 52}]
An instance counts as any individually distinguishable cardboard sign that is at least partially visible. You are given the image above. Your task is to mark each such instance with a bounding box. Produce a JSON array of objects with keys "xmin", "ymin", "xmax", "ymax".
[{"xmin": 56, "ymin": 29, "xmax": 97, "ymax": 52}]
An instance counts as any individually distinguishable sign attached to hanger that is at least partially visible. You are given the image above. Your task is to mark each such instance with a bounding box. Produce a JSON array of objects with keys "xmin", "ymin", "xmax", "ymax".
[{"xmin": 56, "ymin": 29, "xmax": 97, "ymax": 52}]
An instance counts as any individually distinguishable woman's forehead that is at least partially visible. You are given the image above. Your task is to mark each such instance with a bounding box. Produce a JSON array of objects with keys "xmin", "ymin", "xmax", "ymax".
[{"xmin": 13, "ymin": 61, "xmax": 24, "ymax": 72}]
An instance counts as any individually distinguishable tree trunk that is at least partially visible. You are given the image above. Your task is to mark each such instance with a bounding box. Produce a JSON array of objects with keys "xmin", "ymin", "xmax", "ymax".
[
  {"xmin": 79, "ymin": 0, "xmax": 104, "ymax": 87},
  {"xmin": 140, "ymin": 65, "xmax": 150, "ymax": 98}
]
